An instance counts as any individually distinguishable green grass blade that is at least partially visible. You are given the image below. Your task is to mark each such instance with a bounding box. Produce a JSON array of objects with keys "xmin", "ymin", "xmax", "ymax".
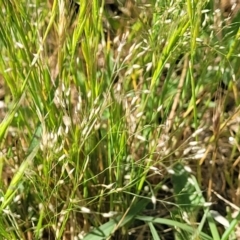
[
  {"xmin": 0, "ymin": 124, "xmax": 42, "ymax": 212},
  {"xmin": 148, "ymin": 222, "xmax": 161, "ymax": 240},
  {"xmin": 84, "ymin": 198, "xmax": 150, "ymax": 239},
  {"xmin": 0, "ymin": 93, "xmax": 24, "ymax": 142},
  {"xmin": 221, "ymin": 210, "xmax": 240, "ymax": 240},
  {"xmin": 136, "ymin": 216, "xmax": 213, "ymax": 240}
]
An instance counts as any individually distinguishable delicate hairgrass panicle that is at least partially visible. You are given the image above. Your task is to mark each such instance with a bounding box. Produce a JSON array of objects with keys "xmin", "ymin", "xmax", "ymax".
[{"xmin": 1, "ymin": 0, "xmax": 240, "ymax": 239}]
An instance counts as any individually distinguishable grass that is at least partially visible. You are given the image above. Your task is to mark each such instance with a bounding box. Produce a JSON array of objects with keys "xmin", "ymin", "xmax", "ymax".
[{"xmin": 0, "ymin": 0, "xmax": 240, "ymax": 239}]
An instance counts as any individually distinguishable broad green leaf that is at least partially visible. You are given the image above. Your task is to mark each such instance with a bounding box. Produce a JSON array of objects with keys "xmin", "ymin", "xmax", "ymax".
[{"xmin": 84, "ymin": 198, "xmax": 150, "ymax": 240}]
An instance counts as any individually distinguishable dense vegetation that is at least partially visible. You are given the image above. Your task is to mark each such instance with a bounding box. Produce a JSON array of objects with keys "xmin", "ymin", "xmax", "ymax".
[{"xmin": 0, "ymin": 0, "xmax": 240, "ymax": 239}]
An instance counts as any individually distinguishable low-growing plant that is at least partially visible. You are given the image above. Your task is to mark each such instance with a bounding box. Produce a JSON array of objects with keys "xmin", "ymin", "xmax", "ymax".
[{"xmin": 0, "ymin": 0, "xmax": 240, "ymax": 239}]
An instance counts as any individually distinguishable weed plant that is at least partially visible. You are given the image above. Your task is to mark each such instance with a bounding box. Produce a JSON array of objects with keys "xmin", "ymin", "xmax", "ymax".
[{"xmin": 0, "ymin": 0, "xmax": 240, "ymax": 239}]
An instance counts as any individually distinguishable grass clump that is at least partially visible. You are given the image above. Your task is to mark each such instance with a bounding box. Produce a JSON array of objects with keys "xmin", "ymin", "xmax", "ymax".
[{"xmin": 0, "ymin": 0, "xmax": 240, "ymax": 239}]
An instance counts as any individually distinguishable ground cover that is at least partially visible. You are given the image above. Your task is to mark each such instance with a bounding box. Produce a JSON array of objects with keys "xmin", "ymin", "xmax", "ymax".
[{"xmin": 0, "ymin": 0, "xmax": 240, "ymax": 239}]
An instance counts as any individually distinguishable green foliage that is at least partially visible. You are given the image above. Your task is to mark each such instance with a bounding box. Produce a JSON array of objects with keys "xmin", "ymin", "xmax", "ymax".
[{"xmin": 0, "ymin": 0, "xmax": 240, "ymax": 239}]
